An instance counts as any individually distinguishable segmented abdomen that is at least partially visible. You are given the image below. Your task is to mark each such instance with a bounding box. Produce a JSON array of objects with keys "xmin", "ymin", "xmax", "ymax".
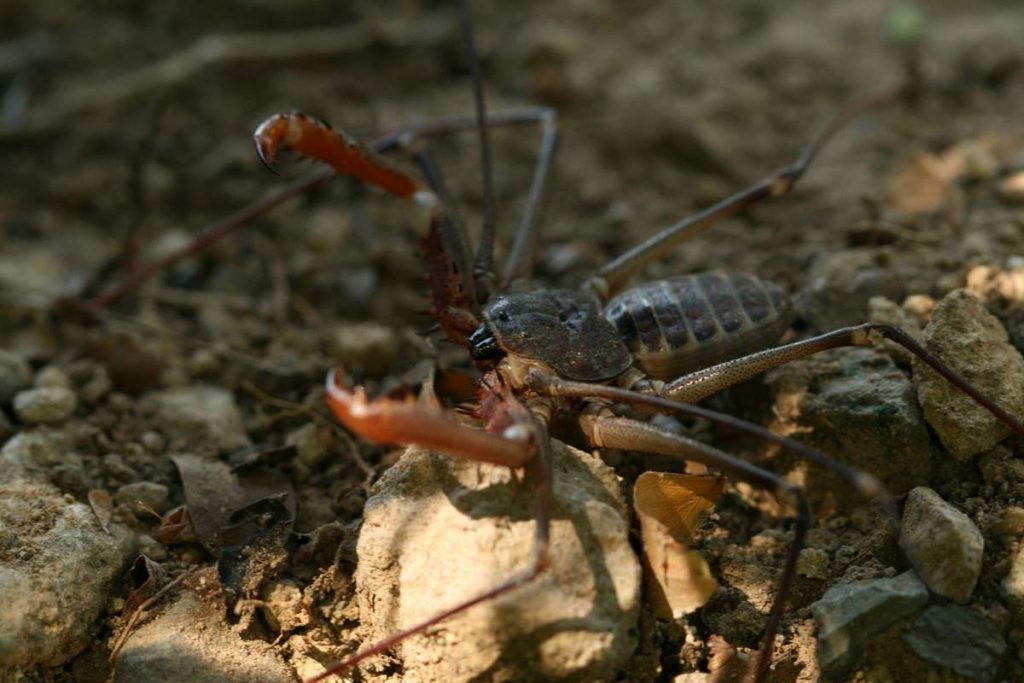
[{"xmin": 603, "ymin": 271, "xmax": 791, "ymax": 380}]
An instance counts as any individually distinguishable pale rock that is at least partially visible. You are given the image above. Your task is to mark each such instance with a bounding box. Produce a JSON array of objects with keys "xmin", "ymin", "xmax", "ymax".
[
  {"xmin": 113, "ymin": 591, "xmax": 292, "ymax": 682},
  {"xmin": 13, "ymin": 387, "xmax": 77, "ymax": 424},
  {"xmin": 0, "ymin": 481, "xmax": 135, "ymax": 669},
  {"xmin": 912, "ymin": 289, "xmax": 1024, "ymax": 459},
  {"xmin": 899, "ymin": 487, "xmax": 983, "ymax": 603},
  {"xmin": 145, "ymin": 385, "xmax": 250, "ymax": 454},
  {"xmin": 355, "ymin": 441, "xmax": 641, "ymax": 682}
]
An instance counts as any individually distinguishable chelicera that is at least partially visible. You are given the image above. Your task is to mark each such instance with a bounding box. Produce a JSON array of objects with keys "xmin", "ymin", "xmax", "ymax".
[{"xmin": 253, "ymin": 8, "xmax": 1024, "ymax": 683}]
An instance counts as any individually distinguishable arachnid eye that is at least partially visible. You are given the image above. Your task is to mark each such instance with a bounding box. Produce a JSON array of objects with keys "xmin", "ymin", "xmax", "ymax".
[{"xmin": 469, "ymin": 324, "xmax": 503, "ymax": 360}]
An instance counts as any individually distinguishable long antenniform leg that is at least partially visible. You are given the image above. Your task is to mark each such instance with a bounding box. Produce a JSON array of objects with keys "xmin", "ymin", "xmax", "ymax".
[
  {"xmin": 584, "ymin": 80, "xmax": 912, "ymax": 300},
  {"xmin": 326, "ymin": 366, "xmax": 897, "ymax": 683},
  {"xmin": 322, "ymin": 364, "xmax": 888, "ymax": 683},
  {"xmin": 82, "ymin": 106, "xmax": 557, "ymax": 313},
  {"xmin": 525, "ymin": 370, "xmax": 893, "ymax": 681},
  {"xmin": 579, "ymin": 407, "xmax": 809, "ymax": 682},
  {"xmin": 529, "ymin": 316, "xmax": 1024, "ymax": 680},
  {"xmin": 310, "ymin": 371, "xmax": 553, "ymax": 683},
  {"xmin": 458, "ymin": 0, "xmax": 498, "ymax": 294},
  {"xmin": 655, "ymin": 323, "xmax": 1024, "ymax": 437},
  {"xmin": 530, "ymin": 372, "xmax": 887, "ymax": 681},
  {"xmin": 369, "ymin": 107, "xmax": 558, "ymax": 286}
]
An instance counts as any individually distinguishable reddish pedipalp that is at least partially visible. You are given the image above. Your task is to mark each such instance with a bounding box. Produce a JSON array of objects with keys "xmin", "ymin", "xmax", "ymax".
[
  {"xmin": 325, "ymin": 370, "xmax": 532, "ymax": 468},
  {"xmin": 254, "ymin": 112, "xmax": 418, "ymax": 198},
  {"xmin": 421, "ymin": 217, "xmax": 479, "ymax": 343}
]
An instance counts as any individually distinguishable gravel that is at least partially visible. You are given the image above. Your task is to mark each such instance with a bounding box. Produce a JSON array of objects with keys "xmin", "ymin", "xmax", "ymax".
[
  {"xmin": 0, "ymin": 350, "xmax": 32, "ymax": 405},
  {"xmin": 811, "ymin": 570, "xmax": 928, "ymax": 678},
  {"xmin": 144, "ymin": 385, "xmax": 251, "ymax": 455},
  {"xmin": 912, "ymin": 289, "xmax": 1024, "ymax": 459},
  {"xmin": 12, "ymin": 387, "xmax": 77, "ymax": 424},
  {"xmin": 899, "ymin": 486, "xmax": 984, "ymax": 603},
  {"xmin": 903, "ymin": 605, "xmax": 1006, "ymax": 682}
]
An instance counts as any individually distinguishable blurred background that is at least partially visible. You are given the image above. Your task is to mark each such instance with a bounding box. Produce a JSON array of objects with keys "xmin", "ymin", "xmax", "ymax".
[
  {"xmin": 1, "ymin": 1, "xmax": 1023, "ymax": 681},
  {"xmin": 2, "ymin": 0, "xmax": 1022, "ymax": 326}
]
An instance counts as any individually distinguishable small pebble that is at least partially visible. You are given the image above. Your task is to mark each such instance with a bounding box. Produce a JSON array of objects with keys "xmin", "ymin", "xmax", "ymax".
[
  {"xmin": 12, "ymin": 387, "xmax": 77, "ymax": 424},
  {"xmin": 900, "ymin": 487, "xmax": 984, "ymax": 603},
  {"xmin": 988, "ymin": 506, "xmax": 1024, "ymax": 537},
  {"xmin": 111, "ymin": 503, "xmax": 139, "ymax": 527},
  {"xmin": 33, "ymin": 366, "xmax": 70, "ymax": 389},
  {"xmin": 903, "ymin": 605, "xmax": 1006, "ymax": 682},
  {"xmin": 50, "ymin": 464, "xmax": 88, "ymax": 494},
  {"xmin": 102, "ymin": 453, "xmax": 138, "ymax": 482},
  {"xmin": 0, "ymin": 350, "xmax": 32, "ymax": 404},
  {"xmin": 287, "ymin": 422, "xmax": 333, "ymax": 469},
  {"xmin": 997, "ymin": 171, "xmax": 1024, "ymax": 205},
  {"xmin": 1003, "ymin": 545, "xmax": 1024, "ymax": 604},
  {"xmin": 106, "ymin": 393, "xmax": 133, "ymax": 412},
  {"xmin": 115, "ymin": 482, "xmax": 170, "ymax": 514},
  {"xmin": 796, "ymin": 548, "xmax": 830, "ymax": 580},
  {"xmin": 140, "ymin": 431, "xmax": 166, "ymax": 453},
  {"xmin": 145, "ymin": 385, "xmax": 250, "ymax": 454},
  {"xmin": 901, "ymin": 294, "xmax": 935, "ymax": 326},
  {"xmin": 328, "ymin": 322, "xmax": 398, "ymax": 377},
  {"xmin": 186, "ymin": 348, "xmax": 219, "ymax": 377},
  {"xmin": 912, "ymin": 289, "xmax": 1024, "ymax": 459},
  {"xmin": 137, "ymin": 534, "xmax": 168, "ymax": 561},
  {"xmin": 79, "ymin": 366, "xmax": 112, "ymax": 404},
  {"xmin": 947, "ymin": 139, "xmax": 1000, "ymax": 182},
  {"xmin": 811, "ymin": 570, "xmax": 928, "ymax": 678}
]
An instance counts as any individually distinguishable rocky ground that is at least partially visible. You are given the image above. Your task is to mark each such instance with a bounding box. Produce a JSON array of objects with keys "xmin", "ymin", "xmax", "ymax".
[{"xmin": 2, "ymin": 0, "xmax": 1024, "ymax": 681}]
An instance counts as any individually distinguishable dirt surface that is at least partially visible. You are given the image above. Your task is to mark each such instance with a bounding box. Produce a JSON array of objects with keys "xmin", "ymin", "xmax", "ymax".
[{"xmin": 2, "ymin": 0, "xmax": 1024, "ymax": 681}]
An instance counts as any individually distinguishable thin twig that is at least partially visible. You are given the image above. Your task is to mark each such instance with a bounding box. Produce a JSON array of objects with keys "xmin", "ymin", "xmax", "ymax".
[
  {"xmin": 109, "ymin": 567, "xmax": 195, "ymax": 663},
  {"xmin": 83, "ymin": 167, "xmax": 333, "ymax": 313}
]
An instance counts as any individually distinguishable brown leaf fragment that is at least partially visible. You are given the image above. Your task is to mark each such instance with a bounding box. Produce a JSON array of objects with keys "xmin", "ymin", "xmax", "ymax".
[
  {"xmin": 87, "ymin": 488, "xmax": 113, "ymax": 533},
  {"xmin": 218, "ymin": 492, "xmax": 294, "ymax": 596},
  {"xmin": 707, "ymin": 634, "xmax": 753, "ymax": 683},
  {"xmin": 124, "ymin": 554, "xmax": 168, "ymax": 614},
  {"xmin": 170, "ymin": 452, "xmax": 295, "ymax": 596},
  {"xmin": 634, "ymin": 471, "xmax": 724, "ymax": 619},
  {"xmin": 170, "ymin": 453, "xmax": 293, "ymax": 554},
  {"xmin": 151, "ymin": 505, "xmax": 196, "ymax": 545}
]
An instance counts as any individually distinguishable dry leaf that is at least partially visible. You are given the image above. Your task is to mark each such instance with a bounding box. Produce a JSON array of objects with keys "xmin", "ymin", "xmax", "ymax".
[
  {"xmin": 151, "ymin": 505, "xmax": 196, "ymax": 545},
  {"xmin": 87, "ymin": 488, "xmax": 113, "ymax": 533},
  {"xmin": 124, "ymin": 554, "xmax": 168, "ymax": 614},
  {"xmin": 171, "ymin": 452, "xmax": 295, "ymax": 596},
  {"xmin": 634, "ymin": 471, "xmax": 724, "ymax": 619}
]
